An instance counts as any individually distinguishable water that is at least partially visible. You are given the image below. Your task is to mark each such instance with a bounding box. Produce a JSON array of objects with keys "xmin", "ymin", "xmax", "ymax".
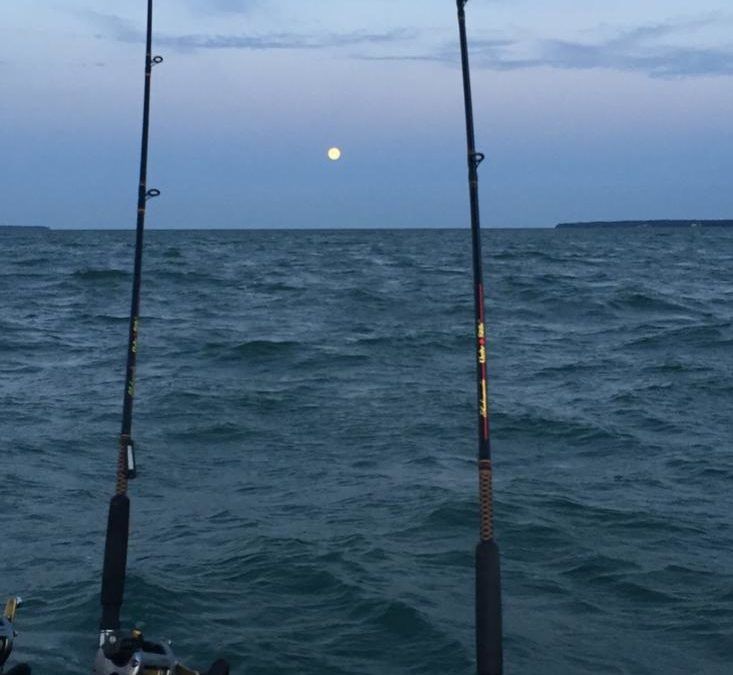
[{"xmin": 1, "ymin": 228, "xmax": 732, "ymax": 674}]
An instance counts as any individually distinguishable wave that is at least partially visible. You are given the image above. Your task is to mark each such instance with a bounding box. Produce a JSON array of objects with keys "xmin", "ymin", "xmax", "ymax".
[
  {"xmin": 72, "ymin": 268, "xmax": 129, "ymax": 281},
  {"xmin": 625, "ymin": 322, "xmax": 730, "ymax": 348},
  {"xmin": 5, "ymin": 228, "xmax": 732, "ymax": 675}
]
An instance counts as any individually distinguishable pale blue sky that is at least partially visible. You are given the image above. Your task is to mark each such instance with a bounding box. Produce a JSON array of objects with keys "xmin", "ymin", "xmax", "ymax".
[{"xmin": 2, "ymin": 0, "xmax": 733, "ymax": 228}]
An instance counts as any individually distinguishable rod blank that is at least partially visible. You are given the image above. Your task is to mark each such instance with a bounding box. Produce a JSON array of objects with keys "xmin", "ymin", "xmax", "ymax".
[{"xmin": 454, "ymin": 1, "xmax": 504, "ymax": 673}]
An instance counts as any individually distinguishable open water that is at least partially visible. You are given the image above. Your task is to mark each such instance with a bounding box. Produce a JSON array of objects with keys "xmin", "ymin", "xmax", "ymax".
[{"xmin": 1, "ymin": 228, "xmax": 732, "ymax": 675}]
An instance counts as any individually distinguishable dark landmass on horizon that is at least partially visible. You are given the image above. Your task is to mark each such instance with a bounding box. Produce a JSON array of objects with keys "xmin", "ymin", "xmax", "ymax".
[
  {"xmin": 556, "ymin": 220, "xmax": 733, "ymax": 229},
  {"xmin": 0, "ymin": 225, "xmax": 50, "ymax": 232}
]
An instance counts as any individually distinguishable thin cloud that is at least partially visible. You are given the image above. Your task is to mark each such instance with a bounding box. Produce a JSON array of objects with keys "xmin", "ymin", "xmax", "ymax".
[
  {"xmin": 519, "ymin": 39, "xmax": 733, "ymax": 78},
  {"xmin": 363, "ymin": 16, "xmax": 733, "ymax": 79},
  {"xmin": 507, "ymin": 16, "xmax": 733, "ymax": 78},
  {"xmin": 84, "ymin": 10, "xmax": 141, "ymax": 44},
  {"xmin": 159, "ymin": 28, "xmax": 415, "ymax": 52},
  {"xmin": 81, "ymin": 10, "xmax": 416, "ymax": 53}
]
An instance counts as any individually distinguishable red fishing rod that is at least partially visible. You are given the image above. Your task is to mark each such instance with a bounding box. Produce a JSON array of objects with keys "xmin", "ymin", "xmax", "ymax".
[
  {"xmin": 94, "ymin": 3, "xmax": 228, "ymax": 673},
  {"xmin": 455, "ymin": 2, "xmax": 503, "ymax": 674}
]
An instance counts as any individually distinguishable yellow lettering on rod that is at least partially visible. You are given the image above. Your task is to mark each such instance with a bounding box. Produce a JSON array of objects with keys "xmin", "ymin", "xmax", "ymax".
[{"xmin": 480, "ymin": 379, "xmax": 488, "ymax": 418}]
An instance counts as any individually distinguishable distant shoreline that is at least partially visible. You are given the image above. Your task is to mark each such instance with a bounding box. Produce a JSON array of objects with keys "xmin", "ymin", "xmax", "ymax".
[
  {"xmin": 0, "ymin": 225, "xmax": 50, "ymax": 232},
  {"xmin": 3, "ymin": 222, "xmax": 732, "ymax": 232},
  {"xmin": 556, "ymin": 220, "xmax": 733, "ymax": 229}
]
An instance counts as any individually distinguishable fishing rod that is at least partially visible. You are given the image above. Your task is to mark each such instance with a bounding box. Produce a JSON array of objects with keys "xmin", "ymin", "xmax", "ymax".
[
  {"xmin": 454, "ymin": 2, "xmax": 503, "ymax": 674},
  {"xmin": 1, "ymin": 597, "xmax": 30, "ymax": 675},
  {"xmin": 94, "ymin": 3, "xmax": 228, "ymax": 674}
]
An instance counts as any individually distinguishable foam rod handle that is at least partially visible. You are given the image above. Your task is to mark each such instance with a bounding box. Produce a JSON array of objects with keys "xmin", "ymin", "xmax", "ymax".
[
  {"xmin": 476, "ymin": 539, "xmax": 503, "ymax": 675},
  {"xmin": 5, "ymin": 664, "xmax": 31, "ymax": 675},
  {"xmin": 100, "ymin": 494, "xmax": 130, "ymax": 629}
]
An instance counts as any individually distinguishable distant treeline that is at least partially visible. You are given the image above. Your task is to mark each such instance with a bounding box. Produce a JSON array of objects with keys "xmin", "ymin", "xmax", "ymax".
[{"xmin": 556, "ymin": 220, "xmax": 733, "ymax": 229}]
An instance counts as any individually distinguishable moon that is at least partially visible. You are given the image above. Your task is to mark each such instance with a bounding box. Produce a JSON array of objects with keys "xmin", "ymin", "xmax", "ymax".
[{"xmin": 327, "ymin": 147, "xmax": 342, "ymax": 161}]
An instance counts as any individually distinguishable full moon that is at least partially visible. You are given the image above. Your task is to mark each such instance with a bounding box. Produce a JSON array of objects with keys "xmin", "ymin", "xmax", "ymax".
[{"xmin": 327, "ymin": 147, "xmax": 342, "ymax": 161}]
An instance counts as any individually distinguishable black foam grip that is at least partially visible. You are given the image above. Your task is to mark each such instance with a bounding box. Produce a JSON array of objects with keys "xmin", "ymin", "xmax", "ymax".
[
  {"xmin": 476, "ymin": 539, "xmax": 503, "ymax": 675},
  {"xmin": 5, "ymin": 664, "xmax": 31, "ymax": 675},
  {"xmin": 204, "ymin": 659, "xmax": 230, "ymax": 675},
  {"xmin": 100, "ymin": 494, "xmax": 130, "ymax": 629}
]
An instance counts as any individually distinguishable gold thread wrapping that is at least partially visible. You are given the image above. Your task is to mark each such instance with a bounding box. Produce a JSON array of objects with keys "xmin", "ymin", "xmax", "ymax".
[{"xmin": 478, "ymin": 459, "xmax": 493, "ymax": 541}]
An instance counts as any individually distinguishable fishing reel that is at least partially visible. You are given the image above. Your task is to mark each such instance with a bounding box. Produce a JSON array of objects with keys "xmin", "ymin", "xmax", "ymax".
[
  {"xmin": 1, "ymin": 597, "xmax": 30, "ymax": 675},
  {"xmin": 94, "ymin": 629, "xmax": 229, "ymax": 675}
]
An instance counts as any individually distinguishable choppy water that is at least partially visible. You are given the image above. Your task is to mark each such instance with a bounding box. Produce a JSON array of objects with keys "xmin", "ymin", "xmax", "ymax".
[{"xmin": 1, "ymin": 228, "xmax": 732, "ymax": 675}]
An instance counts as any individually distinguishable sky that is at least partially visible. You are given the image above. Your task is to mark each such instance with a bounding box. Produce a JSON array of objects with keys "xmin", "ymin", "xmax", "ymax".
[{"xmin": 2, "ymin": 0, "xmax": 733, "ymax": 229}]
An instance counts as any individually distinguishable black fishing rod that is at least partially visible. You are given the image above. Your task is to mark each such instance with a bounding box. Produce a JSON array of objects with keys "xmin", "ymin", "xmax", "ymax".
[
  {"xmin": 455, "ymin": 2, "xmax": 503, "ymax": 674},
  {"xmin": 1, "ymin": 597, "xmax": 30, "ymax": 675},
  {"xmin": 95, "ymin": 3, "xmax": 228, "ymax": 674},
  {"xmin": 98, "ymin": 0, "xmax": 159, "ymax": 640}
]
